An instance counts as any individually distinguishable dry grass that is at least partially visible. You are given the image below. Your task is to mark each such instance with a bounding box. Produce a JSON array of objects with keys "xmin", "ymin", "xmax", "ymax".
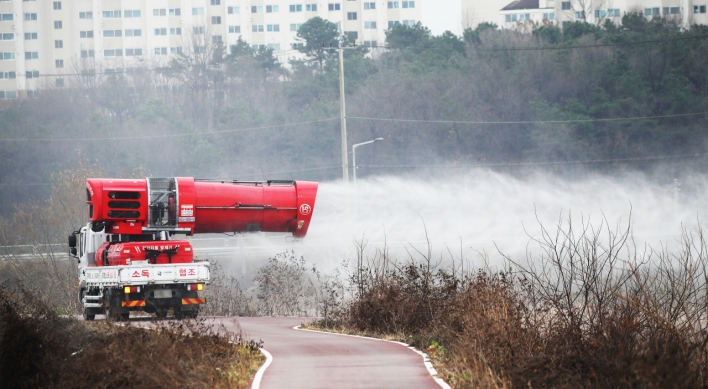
[
  {"xmin": 310, "ymin": 217, "xmax": 708, "ymax": 389},
  {"xmin": 0, "ymin": 284, "xmax": 264, "ymax": 389}
]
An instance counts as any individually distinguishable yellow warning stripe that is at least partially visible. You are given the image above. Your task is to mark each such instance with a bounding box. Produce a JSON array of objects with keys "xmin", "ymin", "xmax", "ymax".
[
  {"xmin": 122, "ymin": 300, "xmax": 146, "ymax": 307},
  {"xmin": 181, "ymin": 297, "xmax": 206, "ymax": 305}
]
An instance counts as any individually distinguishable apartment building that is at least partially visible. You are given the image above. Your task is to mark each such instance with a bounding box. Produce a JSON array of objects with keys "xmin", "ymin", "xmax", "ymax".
[
  {"xmin": 0, "ymin": 0, "xmax": 425, "ymax": 98},
  {"xmin": 496, "ymin": 0, "xmax": 708, "ymax": 29}
]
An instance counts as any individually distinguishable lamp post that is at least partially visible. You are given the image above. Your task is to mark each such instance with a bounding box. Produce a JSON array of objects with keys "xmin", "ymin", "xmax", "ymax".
[{"xmin": 352, "ymin": 137, "xmax": 384, "ymax": 184}]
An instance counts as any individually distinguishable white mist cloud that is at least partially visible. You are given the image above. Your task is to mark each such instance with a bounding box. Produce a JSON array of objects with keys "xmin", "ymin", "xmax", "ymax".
[{"xmin": 201, "ymin": 170, "xmax": 707, "ymax": 275}]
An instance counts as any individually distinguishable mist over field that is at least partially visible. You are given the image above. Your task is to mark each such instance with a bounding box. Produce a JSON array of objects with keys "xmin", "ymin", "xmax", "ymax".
[{"xmin": 193, "ymin": 168, "xmax": 707, "ymax": 278}]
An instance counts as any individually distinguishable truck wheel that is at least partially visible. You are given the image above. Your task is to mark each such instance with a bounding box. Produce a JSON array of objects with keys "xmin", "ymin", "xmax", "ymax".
[
  {"xmin": 83, "ymin": 309, "xmax": 95, "ymax": 321},
  {"xmin": 155, "ymin": 310, "xmax": 167, "ymax": 320}
]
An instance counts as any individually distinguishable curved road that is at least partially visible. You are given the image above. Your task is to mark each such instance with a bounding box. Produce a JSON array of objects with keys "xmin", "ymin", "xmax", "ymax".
[
  {"xmin": 129, "ymin": 316, "xmax": 444, "ymax": 388},
  {"xmin": 175, "ymin": 317, "xmax": 444, "ymax": 389}
]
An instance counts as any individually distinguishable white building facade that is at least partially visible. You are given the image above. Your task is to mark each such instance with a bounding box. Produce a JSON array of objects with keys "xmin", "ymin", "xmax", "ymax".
[{"xmin": 0, "ymin": 0, "xmax": 424, "ymax": 98}]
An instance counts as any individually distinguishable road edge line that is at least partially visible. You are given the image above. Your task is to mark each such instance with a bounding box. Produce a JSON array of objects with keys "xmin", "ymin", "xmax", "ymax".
[
  {"xmin": 293, "ymin": 326, "xmax": 451, "ymax": 389},
  {"xmin": 250, "ymin": 347, "xmax": 273, "ymax": 389}
]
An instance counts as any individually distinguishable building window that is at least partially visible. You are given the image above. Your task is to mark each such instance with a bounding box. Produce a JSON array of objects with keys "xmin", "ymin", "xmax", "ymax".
[
  {"xmin": 252, "ymin": 6, "xmax": 264, "ymax": 13},
  {"xmin": 543, "ymin": 12, "xmax": 555, "ymax": 20},
  {"xmin": 1, "ymin": 14, "xmax": 14, "ymax": 21},
  {"xmin": 125, "ymin": 10, "xmax": 141, "ymax": 18},
  {"xmin": 25, "ymin": 51, "xmax": 39, "ymax": 59},
  {"xmin": 228, "ymin": 7, "xmax": 240, "ymax": 14},
  {"xmin": 290, "ymin": 23, "xmax": 302, "ymax": 31},
  {"xmin": 402, "ymin": 19, "xmax": 415, "ymax": 26},
  {"xmin": 193, "ymin": 26, "xmax": 205, "ymax": 34},
  {"xmin": 561, "ymin": 1, "xmax": 571, "ymax": 10},
  {"xmin": 170, "ymin": 47, "xmax": 182, "ymax": 54},
  {"xmin": 0, "ymin": 71, "xmax": 16, "ymax": 79},
  {"xmin": 24, "ymin": 13, "xmax": 38, "ymax": 21},
  {"xmin": 80, "ymin": 30, "xmax": 93, "ymax": 38},
  {"xmin": 252, "ymin": 25, "xmax": 264, "ymax": 32},
  {"xmin": 252, "ymin": 44, "xmax": 265, "ymax": 51},
  {"xmin": 267, "ymin": 24, "xmax": 280, "ymax": 32},
  {"xmin": 169, "ymin": 8, "xmax": 181, "ymax": 16},
  {"xmin": 79, "ymin": 12, "xmax": 93, "ymax": 19},
  {"xmin": 364, "ymin": 40, "xmax": 377, "ymax": 47},
  {"xmin": 229, "ymin": 26, "xmax": 241, "ymax": 33},
  {"xmin": 54, "ymin": 20, "xmax": 62, "ymax": 29},
  {"xmin": 695, "ymin": 5, "xmax": 707, "ymax": 13},
  {"xmin": 211, "ymin": 0, "xmax": 220, "ymax": 5},
  {"xmin": 266, "ymin": 5, "xmax": 279, "ymax": 12},
  {"xmin": 291, "ymin": 42, "xmax": 304, "ymax": 49},
  {"xmin": 0, "ymin": 33, "xmax": 13, "ymax": 40},
  {"xmin": 125, "ymin": 48, "xmax": 143, "ymax": 56},
  {"xmin": 102, "ymin": 10, "xmax": 121, "ymax": 18},
  {"xmin": 25, "ymin": 32, "xmax": 38, "ymax": 39},
  {"xmin": 154, "ymin": 28, "xmax": 167, "ymax": 36},
  {"xmin": 104, "ymin": 30, "xmax": 123, "ymax": 37},
  {"xmin": 25, "ymin": 70, "xmax": 39, "ymax": 78},
  {"xmin": 53, "ymin": 1, "xmax": 61, "ymax": 10},
  {"xmin": 594, "ymin": 9, "xmax": 606, "ymax": 18},
  {"xmin": 387, "ymin": 2, "xmax": 399, "ymax": 9},
  {"xmin": 195, "ymin": 46, "xmax": 206, "ymax": 53},
  {"xmin": 153, "ymin": 9, "xmax": 167, "ymax": 16},
  {"xmin": 26, "ymin": 90, "xmax": 39, "ymax": 98},
  {"xmin": 104, "ymin": 49, "xmax": 123, "ymax": 57},
  {"xmin": 54, "ymin": 40, "xmax": 63, "ymax": 48},
  {"xmin": 347, "ymin": 12, "xmax": 357, "ymax": 20},
  {"xmin": 212, "ymin": 16, "xmax": 221, "ymax": 24},
  {"xmin": 170, "ymin": 28, "xmax": 181, "ymax": 35},
  {"xmin": 329, "ymin": 3, "xmax": 341, "ymax": 11},
  {"xmin": 364, "ymin": 21, "xmax": 377, "ymax": 29},
  {"xmin": 125, "ymin": 29, "xmax": 142, "ymax": 37},
  {"xmin": 663, "ymin": 6, "xmax": 680, "ymax": 15},
  {"xmin": 213, "ymin": 35, "xmax": 222, "ymax": 43},
  {"xmin": 645, "ymin": 8, "xmax": 660, "ymax": 16},
  {"xmin": 55, "ymin": 59, "xmax": 64, "ymax": 67},
  {"xmin": 364, "ymin": 2, "xmax": 376, "ymax": 9},
  {"xmin": 608, "ymin": 9, "xmax": 620, "ymax": 17},
  {"xmin": 306, "ymin": 4, "xmax": 317, "ymax": 11},
  {"xmin": 346, "ymin": 31, "xmax": 358, "ymax": 42},
  {"xmin": 154, "ymin": 47, "xmax": 168, "ymax": 55},
  {"xmin": 0, "ymin": 90, "xmax": 19, "ymax": 98},
  {"xmin": 402, "ymin": 1, "xmax": 414, "ymax": 8},
  {"xmin": 55, "ymin": 79, "xmax": 64, "ymax": 88},
  {"xmin": 290, "ymin": 4, "xmax": 302, "ymax": 12},
  {"xmin": 267, "ymin": 43, "xmax": 280, "ymax": 51},
  {"xmin": 1, "ymin": 52, "xmax": 16, "ymax": 60},
  {"xmin": 192, "ymin": 8, "xmax": 205, "ymax": 15},
  {"xmin": 80, "ymin": 50, "xmax": 94, "ymax": 57}
]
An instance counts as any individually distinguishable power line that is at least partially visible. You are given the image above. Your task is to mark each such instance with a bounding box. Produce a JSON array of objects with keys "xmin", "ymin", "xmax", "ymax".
[
  {"xmin": 0, "ymin": 117, "xmax": 340, "ymax": 142},
  {"xmin": 369, "ymin": 33, "xmax": 708, "ymax": 52},
  {"xmin": 359, "ymin": 152, "xmax": 708, "ymax": 169},
  {"xmin": 349, "ymin": 111, "xmax": 708, "ymax": 125}
]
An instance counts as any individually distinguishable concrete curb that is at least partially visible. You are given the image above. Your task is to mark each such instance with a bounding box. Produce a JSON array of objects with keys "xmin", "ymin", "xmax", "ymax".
[{"xmin": 250, "ymin": 348, "xmax": 273, "ymax": 389}]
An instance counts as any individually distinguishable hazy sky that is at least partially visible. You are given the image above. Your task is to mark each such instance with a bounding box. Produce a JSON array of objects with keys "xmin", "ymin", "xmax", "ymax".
[{"xmin": 421, "ymin": 0, "xmax": 463, "ymax": 35}]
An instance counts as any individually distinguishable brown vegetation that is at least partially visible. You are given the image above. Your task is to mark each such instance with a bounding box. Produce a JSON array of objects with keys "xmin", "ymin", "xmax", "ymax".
[
  {"xmin": 312, "ymin": 217, "xmax": 708, "ymax": 388},
  {"xmin": 0, "ymin": 284, "xmax": 263, "ymax": 389}
]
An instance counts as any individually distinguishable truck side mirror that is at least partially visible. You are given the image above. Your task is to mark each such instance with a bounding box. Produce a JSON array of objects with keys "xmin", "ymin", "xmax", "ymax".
[
  {"xmin": 68, "ymin": 234, "xmax": 77, "ymax": 248},
  {"xmin": 70, "ymin": 247, "xmax": 77, "ymax": 257}
]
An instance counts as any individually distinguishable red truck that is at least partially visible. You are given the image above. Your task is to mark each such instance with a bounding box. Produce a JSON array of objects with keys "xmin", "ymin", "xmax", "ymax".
[{"xmin": 69, "ymin": 177, "xmax": 317, "ymax": 321}]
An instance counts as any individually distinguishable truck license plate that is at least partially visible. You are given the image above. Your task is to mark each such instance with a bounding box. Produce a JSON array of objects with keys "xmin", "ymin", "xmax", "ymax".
[{"xmin": 154, "ymin": 290, "xmax": 171, "ymax": 298}]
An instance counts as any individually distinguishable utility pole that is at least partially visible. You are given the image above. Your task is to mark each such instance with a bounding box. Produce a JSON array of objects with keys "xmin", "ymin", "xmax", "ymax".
[
  {"xmin": 338, "ymin": 44, "xmax": 348, "ymax": 182},
  {"xmin": 325, "ymin": 41, "xmax": 357, "ymax": 182}
]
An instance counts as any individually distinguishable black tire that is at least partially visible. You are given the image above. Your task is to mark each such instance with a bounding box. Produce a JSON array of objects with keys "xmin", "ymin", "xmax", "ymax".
[
  {"xmin": 83, "ymin": 310, "xmax": 95, "ymax": 321},
  {"xmin": 155, "ymin": 310, "xmax": 167, "ymax": 320}
]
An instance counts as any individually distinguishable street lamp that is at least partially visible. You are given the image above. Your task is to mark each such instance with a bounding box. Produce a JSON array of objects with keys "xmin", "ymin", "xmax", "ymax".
[{"xmin": 352, "ymin": 137, "xmax": 384, "ymax": 184}]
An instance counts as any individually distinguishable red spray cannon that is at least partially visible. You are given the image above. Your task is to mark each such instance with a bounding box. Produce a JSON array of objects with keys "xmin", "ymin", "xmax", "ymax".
[{"xmin": 85, "ymin": 178, "xmax": 318, "ymax": 238}]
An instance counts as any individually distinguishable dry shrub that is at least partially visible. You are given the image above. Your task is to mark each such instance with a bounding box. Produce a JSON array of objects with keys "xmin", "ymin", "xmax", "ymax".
[
  {"xmin": 0, "ymin": 284, "xmax": 263, "ymax": 389},
  {"xmin": 325, "ymin": 217, "xmax": 708, "ymax": 389}
]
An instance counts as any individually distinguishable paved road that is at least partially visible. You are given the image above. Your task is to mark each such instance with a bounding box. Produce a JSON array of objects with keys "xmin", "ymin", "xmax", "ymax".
[
  {"xmin": 213, "ymin": 317, "xmax": 441, "ymax": 389},
  {"xmin": 129, "ymin": 316, "xmax": 443, "ymax": 388}
]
